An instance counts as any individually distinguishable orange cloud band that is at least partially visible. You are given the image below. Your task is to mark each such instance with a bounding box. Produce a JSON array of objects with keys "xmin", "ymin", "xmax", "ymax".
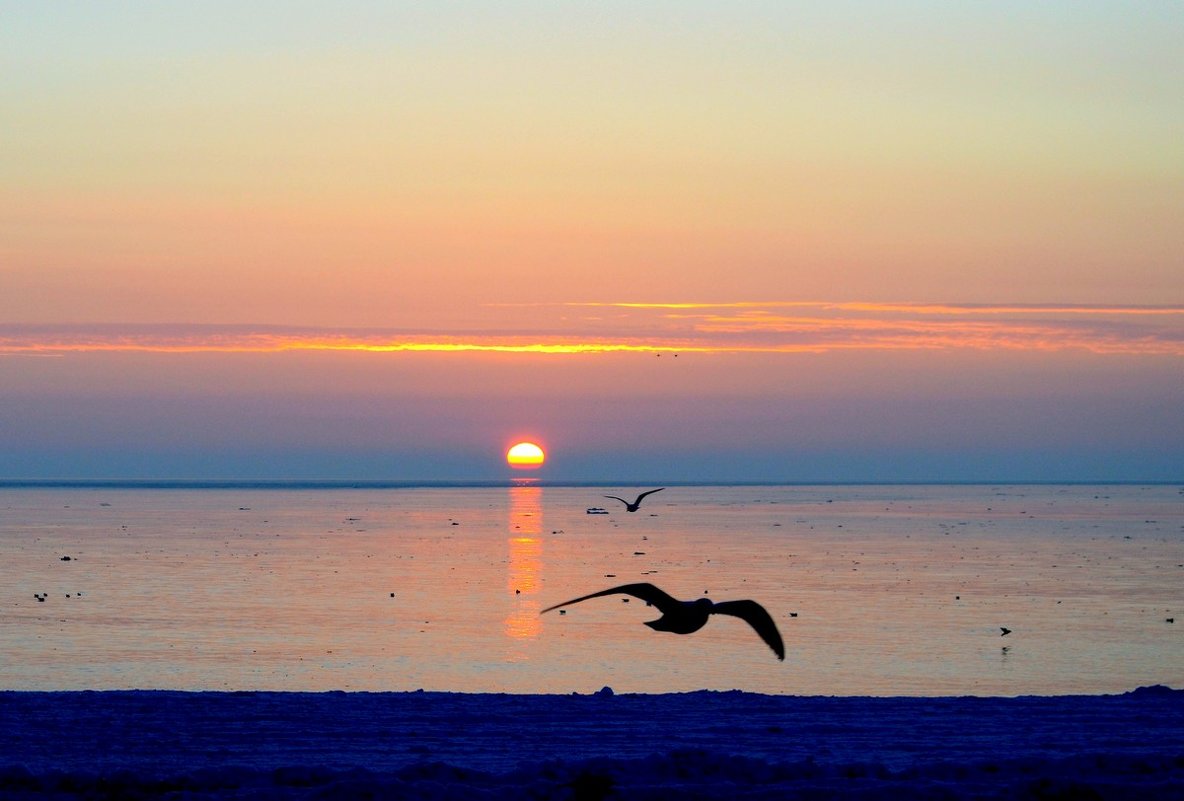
[
  {"xmin": 565, "ymin": 301, "xmax": 1184, "ymax": 316},
  {"xmin": 0, "ymin": 329, "xmax": 709, "ymax": 355},
  {"xmin": 2, "ymin": 299, "xmax": 1181, "ymax": 357}
]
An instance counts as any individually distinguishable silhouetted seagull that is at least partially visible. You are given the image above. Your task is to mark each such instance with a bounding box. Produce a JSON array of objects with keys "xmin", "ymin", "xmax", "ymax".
[
  {"xmin": 1000, "ymin": 627, "xmax": 1012, "ymax": 636},
  {"xmin": 603, "ymin": 488, "xmax": 665, "ymax": 512},
  {"xmin": 541, "ymin": 582, "xmax": 785, "ymax": 660}
]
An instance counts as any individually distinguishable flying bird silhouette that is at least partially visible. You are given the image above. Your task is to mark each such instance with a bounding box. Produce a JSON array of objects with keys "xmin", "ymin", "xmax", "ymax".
[
  {"xmin": 541, "ymin": 582, "xmax": 785, "ymax": 660},
  {"xmin": 603, "ymin": 488, "xmax": 665, "ymax": 512}
]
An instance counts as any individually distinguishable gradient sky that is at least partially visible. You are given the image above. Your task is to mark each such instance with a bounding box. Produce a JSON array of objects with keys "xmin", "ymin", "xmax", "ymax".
[{"xmin": 2, "ymin": 2, "xmax": 1182, "ymax": 481}]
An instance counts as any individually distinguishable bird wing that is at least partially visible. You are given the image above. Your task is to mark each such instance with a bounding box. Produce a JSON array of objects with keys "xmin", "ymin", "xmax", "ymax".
[
  {"xmin": 603, "ymin": 495, "xmax": 629, "ymax": 506},
  {"xmin": 634, "ymin": 488, "xmax": 666, "ymax": 503},
  {"xmin": 711, "ymin": 600, "xmax": 786, "ymax": 661},
  {"xmin": 540, "ymin": 583, "xmax": 681, "ymax": 615}
]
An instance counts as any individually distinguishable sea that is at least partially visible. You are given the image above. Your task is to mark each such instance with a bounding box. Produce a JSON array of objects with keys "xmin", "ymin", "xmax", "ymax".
[{"xmin": 2, "ymin": 482, "xmax": 1181, "ymax": 696}]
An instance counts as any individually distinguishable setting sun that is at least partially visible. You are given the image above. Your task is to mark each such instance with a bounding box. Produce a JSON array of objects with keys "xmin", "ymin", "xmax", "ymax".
[{"xmin": 506, "ymin": 442, "xmax": 546, "ymax": 470}]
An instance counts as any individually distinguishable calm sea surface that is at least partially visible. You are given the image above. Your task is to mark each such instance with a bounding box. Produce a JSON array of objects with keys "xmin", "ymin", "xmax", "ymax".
[{"xmin": 1, "ymin": 483, "xmax": 1181, "ymax": 696}]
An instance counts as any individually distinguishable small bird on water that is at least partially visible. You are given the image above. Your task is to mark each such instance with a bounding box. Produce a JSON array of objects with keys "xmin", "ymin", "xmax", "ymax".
[
  {"xmin": 541, "ymin": 582, "xmax": 785, "ymax": 660},
  {"xmin": 603, "ymin": 488, "xmax": 665, "ymax": 512}
]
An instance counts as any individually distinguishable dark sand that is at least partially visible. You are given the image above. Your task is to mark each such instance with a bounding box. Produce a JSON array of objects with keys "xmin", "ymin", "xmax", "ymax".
[{"xmin": 2, "ymin": 686, "xmax": 1183, "ymax": 799}]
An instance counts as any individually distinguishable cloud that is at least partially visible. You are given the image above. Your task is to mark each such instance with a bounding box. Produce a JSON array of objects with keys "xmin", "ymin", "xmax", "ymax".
[{"xmin": 2, "ymin": 302, "xmax": 1181, "ymax": 356}]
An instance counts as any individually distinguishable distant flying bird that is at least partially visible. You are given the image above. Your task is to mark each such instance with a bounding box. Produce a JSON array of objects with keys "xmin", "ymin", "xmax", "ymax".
[
  {"xmin": 541, "ymin": 582, "xmax": 785, "ymax": 660},
  {"xmin": 1000, "ymin": 627, "xmax": 1012, "ymax": 636},
  {"xmin": 603, "ymin": 488, "xmax": 665, "ymax": 512}
]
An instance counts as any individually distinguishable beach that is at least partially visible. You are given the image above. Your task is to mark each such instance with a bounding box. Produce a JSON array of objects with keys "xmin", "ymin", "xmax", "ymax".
[{"xmin": 3, "ymin": 686, "xmax": 1183, "ymax": 798}]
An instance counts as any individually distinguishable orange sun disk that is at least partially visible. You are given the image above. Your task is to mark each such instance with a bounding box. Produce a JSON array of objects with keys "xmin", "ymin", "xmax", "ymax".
[{"xmin": 506, "ymin": 442, "xmax": 546, "ymax": 470}]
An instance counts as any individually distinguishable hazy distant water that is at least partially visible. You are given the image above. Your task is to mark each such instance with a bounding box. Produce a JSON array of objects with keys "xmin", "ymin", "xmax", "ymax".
[{"xmin": 2, "ymin": 483, "xmax": 1181, "ymax": 696}]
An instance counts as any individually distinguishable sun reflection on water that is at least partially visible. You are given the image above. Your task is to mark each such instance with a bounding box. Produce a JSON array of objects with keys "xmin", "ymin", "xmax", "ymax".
[{"xmin": 505, "ymin": 485, "xmax": 543, "ymax": 640}]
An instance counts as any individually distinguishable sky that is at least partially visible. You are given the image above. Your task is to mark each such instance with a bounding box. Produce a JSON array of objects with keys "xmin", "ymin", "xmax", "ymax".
[{"xmin": 2, "ymin": 2, "xmax": 1182, "ymax": 482}]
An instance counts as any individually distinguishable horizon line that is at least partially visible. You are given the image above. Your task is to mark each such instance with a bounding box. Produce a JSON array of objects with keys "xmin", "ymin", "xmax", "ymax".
[{"xmin": 1, "ymin": 478, "xmax": 1178, "ymax": 490}]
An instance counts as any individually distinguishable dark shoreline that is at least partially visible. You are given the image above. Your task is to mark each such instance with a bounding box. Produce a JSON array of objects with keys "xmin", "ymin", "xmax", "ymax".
[{"xmin": 3, "ymin": 687, "xmax": 1182, "ymax": 799}]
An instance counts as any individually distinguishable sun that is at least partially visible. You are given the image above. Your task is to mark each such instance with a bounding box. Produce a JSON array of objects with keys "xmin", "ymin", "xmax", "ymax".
[{"xmin": 506, "ymin": 441, "xmax": 546, "ymax": 470}]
